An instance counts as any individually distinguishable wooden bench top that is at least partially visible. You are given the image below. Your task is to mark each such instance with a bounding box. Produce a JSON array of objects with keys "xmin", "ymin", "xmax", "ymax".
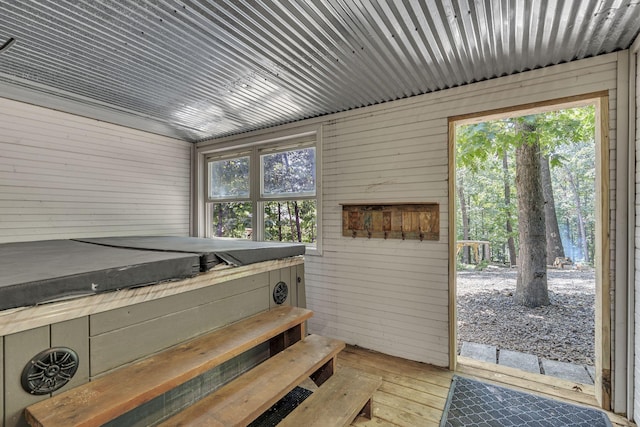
[
  {"xmin": 25, "ymin": 306, "xmax": 313, "ymax": 427},
  {"xmin": 279, "ymin": 366, "xmax": 382, "ymax": 427},
  {"xmin": 158, "ymin": 334, "xmax": 346, "ymax": 427}
]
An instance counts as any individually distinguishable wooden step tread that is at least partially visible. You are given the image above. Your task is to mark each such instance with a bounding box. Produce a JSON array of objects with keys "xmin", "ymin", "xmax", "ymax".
[
  {"xmin": 279, "ymin": 366, "xmax": 382, "ymax": 427},
  {"xmin": 25, "ymin": 306, "xmax": 313, "ymax": 427},
  {"xmin": 158, "ymin": 334, "xmax": 346, "ymax": 427}
]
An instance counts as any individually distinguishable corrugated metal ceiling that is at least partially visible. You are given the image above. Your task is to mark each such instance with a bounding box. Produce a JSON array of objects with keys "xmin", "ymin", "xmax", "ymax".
[{"xmin": 0, "ymin": 0, "xmax": 638, "ymax": 142}]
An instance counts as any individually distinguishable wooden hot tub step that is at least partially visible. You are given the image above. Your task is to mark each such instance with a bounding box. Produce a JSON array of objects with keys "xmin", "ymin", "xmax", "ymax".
[
  {"xmin": 24, "ymin": 306, "xmax": 312, "ymax": 427},
  {"xmin": 157, "ymin": 334, "xmax": 345, "ymax": 427},
  {"xmin": 278, "ymin": 366, "xmax": 382, "ymax": 427}
]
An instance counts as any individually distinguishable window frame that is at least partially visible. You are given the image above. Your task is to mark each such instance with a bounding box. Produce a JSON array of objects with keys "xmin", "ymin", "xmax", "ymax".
[
  {"xmin": 206, "ymin": 151, "xmax": 252, "ymax": 202},
  {"xmin": 202, "ymin": 128, "xmax": 322, "ymax": 255}
]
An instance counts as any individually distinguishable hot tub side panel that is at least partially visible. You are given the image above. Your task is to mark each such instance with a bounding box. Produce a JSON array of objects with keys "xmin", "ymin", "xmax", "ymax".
[
  {"xmin": 297, "ymin": 263, "xmax": 306, "ymax": 309},
  {"xmin": 89, "ymin": 272, "xmax": 271, "ymax": 375},
  {"xmin": 4, "ymin": 317, "xmax": 90, "ymax": 427},
  {"xmin": 0, "ymin": 336, "xmax": 3, "ymax": 426}
]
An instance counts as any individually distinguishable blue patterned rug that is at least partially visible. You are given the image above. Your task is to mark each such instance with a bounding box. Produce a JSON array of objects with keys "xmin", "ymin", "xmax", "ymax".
[{"xmin": 440, "ymin": 376, "xmax": 612, "ymax": 427}]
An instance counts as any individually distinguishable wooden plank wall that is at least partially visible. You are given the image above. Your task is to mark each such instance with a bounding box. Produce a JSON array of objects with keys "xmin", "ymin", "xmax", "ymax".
[
  {"xmin": 634, "ymin": 44, "xmax": 640, "ymax": 420},
  {"xmin": 0, "ymin": 97, "xmax": 192, "ymax": 243},
  {"xmin": 232, "ymin": 53, "xmax": 620, "ymax": 369}
]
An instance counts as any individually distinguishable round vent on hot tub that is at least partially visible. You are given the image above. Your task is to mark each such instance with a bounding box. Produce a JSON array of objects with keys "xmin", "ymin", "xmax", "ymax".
[
  {"xmin": 21, "ymin": 347, "xmax": 79, "ymax": 395},
  {"xmin": 273, "ymin": 281, "xmax": 288, "ymax": 305}
]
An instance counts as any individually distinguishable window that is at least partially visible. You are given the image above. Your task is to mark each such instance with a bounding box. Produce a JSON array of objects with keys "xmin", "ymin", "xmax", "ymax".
[
  {"xmin": 205, "ymin": 132, "xmax": 319, "ymax": 250},
  {"xmin": 207, "ymin": 155, "xmax": 253, "ymax": 238},
  {"xmin": 208, "ymin": 156, "xmax": 250, "ymax": 199}
]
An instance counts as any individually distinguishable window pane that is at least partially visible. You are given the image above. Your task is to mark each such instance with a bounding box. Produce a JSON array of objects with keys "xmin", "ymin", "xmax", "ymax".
[
  {"xmin": 209, "ymin": 156, "xmax": 249, "ymax": 199},
  {"xmin": 211, "ymin": 202, "xmax": 253, "ymax": 239},
  {"xmin": 262, "ymin": 148, "xmax": 315, "ymax": 197},
  {"xmin": 264, "ymin": 200, "xmax": 317, "ymax": 244}
]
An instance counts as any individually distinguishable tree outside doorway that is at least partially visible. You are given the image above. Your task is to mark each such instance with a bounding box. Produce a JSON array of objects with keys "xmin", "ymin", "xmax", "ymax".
[{"xmin": 455, "ymin": 105, "xmax": 596, "ymax": 369}]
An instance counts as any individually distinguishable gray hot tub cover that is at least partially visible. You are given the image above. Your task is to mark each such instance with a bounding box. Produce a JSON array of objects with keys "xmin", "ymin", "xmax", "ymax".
[
  {"xmin": 73, "ymin": 236, "xmax": 306, "ymax": 269},
  {"xmin": 0, "ymin": 240, "xmax": 200, "ymax": 311}
]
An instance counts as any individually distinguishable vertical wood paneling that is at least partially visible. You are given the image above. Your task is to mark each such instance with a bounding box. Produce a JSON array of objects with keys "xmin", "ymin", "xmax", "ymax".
[
  {"xmin": 634, "ymin": 48, "xmax": 640, "ymax": 419},
  {"xmin": 296, "ymin": 264, "xmax": 306, "ymax": 309},
  {"xmin": 302, "ymin": 54, "xmax": 619, "ymax": 367},
  {"xmin": 4, "ymin": 326, "xmax": 49, "ymax": 427},
  {"xmin": 0, "ymin": 98, "xmax": 192, "ymax": 243},
  {"xmin": 0, "ymin": 336, "xmax": 3, "ymax": 427},
  {"xmin": 50, "ymin": 317, "xmax": 90, "ymax": 394}
]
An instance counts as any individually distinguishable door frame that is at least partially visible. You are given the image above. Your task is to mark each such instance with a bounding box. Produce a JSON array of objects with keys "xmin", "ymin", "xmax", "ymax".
[{"xmin": 447, "ymin": 91, "xmax": 611, "ymax": 409}]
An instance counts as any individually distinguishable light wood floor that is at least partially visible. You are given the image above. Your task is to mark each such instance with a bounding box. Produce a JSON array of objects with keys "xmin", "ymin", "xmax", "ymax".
[{"xmin": 337, "ymin": 346, "xmax": 635, "ymax": 427}]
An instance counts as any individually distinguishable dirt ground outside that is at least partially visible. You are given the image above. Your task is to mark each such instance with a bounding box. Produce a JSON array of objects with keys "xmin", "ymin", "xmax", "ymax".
[{"xmin": 456, "ymin": 266, "xmax": 595, "ymax": 366}]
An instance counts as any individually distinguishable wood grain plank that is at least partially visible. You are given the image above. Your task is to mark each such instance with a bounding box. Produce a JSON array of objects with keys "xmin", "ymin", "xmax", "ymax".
[
  {"xmin": 279, "ymin": 367, "xmax": 382, "ymax": 427},
  {"xmin": 374, "ymin": 391, "xmax": 443, "ymax": 424},
  {"xmin": 371, "ymin": 401, "xmax": 439, "ymax": 427}
]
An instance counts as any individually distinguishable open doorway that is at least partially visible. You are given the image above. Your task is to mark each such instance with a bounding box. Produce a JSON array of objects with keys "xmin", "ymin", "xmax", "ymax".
[{"xmin": 449, "ymin": 95, "xmax": 610, "ymax": 408}]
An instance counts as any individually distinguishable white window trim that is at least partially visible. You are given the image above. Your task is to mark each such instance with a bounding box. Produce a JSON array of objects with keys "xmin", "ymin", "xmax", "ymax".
[{"xmin": 196, "ymin": 125, "xmax": 322, "ymax": 256}]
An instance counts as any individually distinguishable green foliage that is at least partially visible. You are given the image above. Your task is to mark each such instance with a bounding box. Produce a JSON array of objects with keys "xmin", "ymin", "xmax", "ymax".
[
  {"xmin": 209, "ymin": 156, "xmax": 249, "ymax": 198},
  {"xmin": 212, "ymin": 202, "xmax": 252, "ymax": 238},
  {"xmin": 475, "ymin": 260, "xmax": 490, "ymax": 271},
  {"xmin": 264, "ymin": 200, "xmax": 317, "ymax": 243},
  {"xmin": 209, "ymin": 147, "xmax": 317, "ymax": 244},
  {"xmin": 456, "ymin": 105, "xmax": 596, "ymax": 264},
  {"xmin": 262, "ymin": 148, "xmax": 316, "ymax": 196}
]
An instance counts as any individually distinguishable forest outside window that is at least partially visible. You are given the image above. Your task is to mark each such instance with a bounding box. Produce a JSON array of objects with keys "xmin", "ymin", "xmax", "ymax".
[
  {"xmin": 208, "ymin": 154, "xmax": 252, "ymax": 239},
  {"xmin": 207, "ymin": 141, "xmax": 318, "ymax": 248},
  {"xmin": 260, "ymin": 147, "xmax": 317, "ymax": 245}
]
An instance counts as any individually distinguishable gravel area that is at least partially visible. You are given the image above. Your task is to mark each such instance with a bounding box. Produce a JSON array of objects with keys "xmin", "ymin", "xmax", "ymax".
[{"xmin": 457, "ymin": 266, "xmax": 595, "ymax": 365}]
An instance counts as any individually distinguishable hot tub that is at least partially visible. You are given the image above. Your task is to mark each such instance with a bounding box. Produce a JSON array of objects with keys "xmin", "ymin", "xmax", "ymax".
[{"xmin": 0, "ymin": 236, "xmax": 306, "ymax": 427}]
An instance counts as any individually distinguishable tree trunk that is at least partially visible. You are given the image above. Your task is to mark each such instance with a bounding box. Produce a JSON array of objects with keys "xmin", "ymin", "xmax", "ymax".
[
  {"xmin": 457, "ymin": 175, "xmax": 470, "ymax": 264},
  {"xmin": 216, "ymin": 204, "xmax": 224, "ymax": 237},
  {"xmin": 277, "ymin": 202, "xmax": 283, "ymax": 241},
  {"xmin": 514, "ymin": 123, "xmax": 549, "ymax": 307},
  {"xmin": 565, "ymin": 168, "xmax": 590, "ymax": 263},
  {"xmin": 502, "ymin": 152, "xmax": 517, "ymax": 266},
  {"xmin": 293, "ymin": 201, "xmax": 302, "ymax": 242},
  {"xmin": 540, "ymin": 154, "xmax": 565, "ymax": 264},
  {"xmin": 287, "ymin": 201, "xmax": 296, "ymax": 242}
]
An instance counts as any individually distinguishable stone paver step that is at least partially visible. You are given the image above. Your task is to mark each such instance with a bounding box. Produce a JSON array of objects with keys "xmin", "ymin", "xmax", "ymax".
[
  {"xmin": 498, "ymin": 349, "xmax": 540, "ymax": 374},
  {"xmin": 541, "ymin": 358, "xmax": 594, "ymax": 385},
  {"xmin": 460, "ymin": 342, "xmax": 496, "ymax": 364},
  {"xmin": 460, "ymin": 342, "xmax": 595, "ymax": 385}
]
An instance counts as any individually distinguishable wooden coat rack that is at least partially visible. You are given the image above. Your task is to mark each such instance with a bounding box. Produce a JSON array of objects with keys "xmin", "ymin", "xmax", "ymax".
[{"xmin": 341, "ymin": 203, "xmax": 439, "ymax": 241}]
